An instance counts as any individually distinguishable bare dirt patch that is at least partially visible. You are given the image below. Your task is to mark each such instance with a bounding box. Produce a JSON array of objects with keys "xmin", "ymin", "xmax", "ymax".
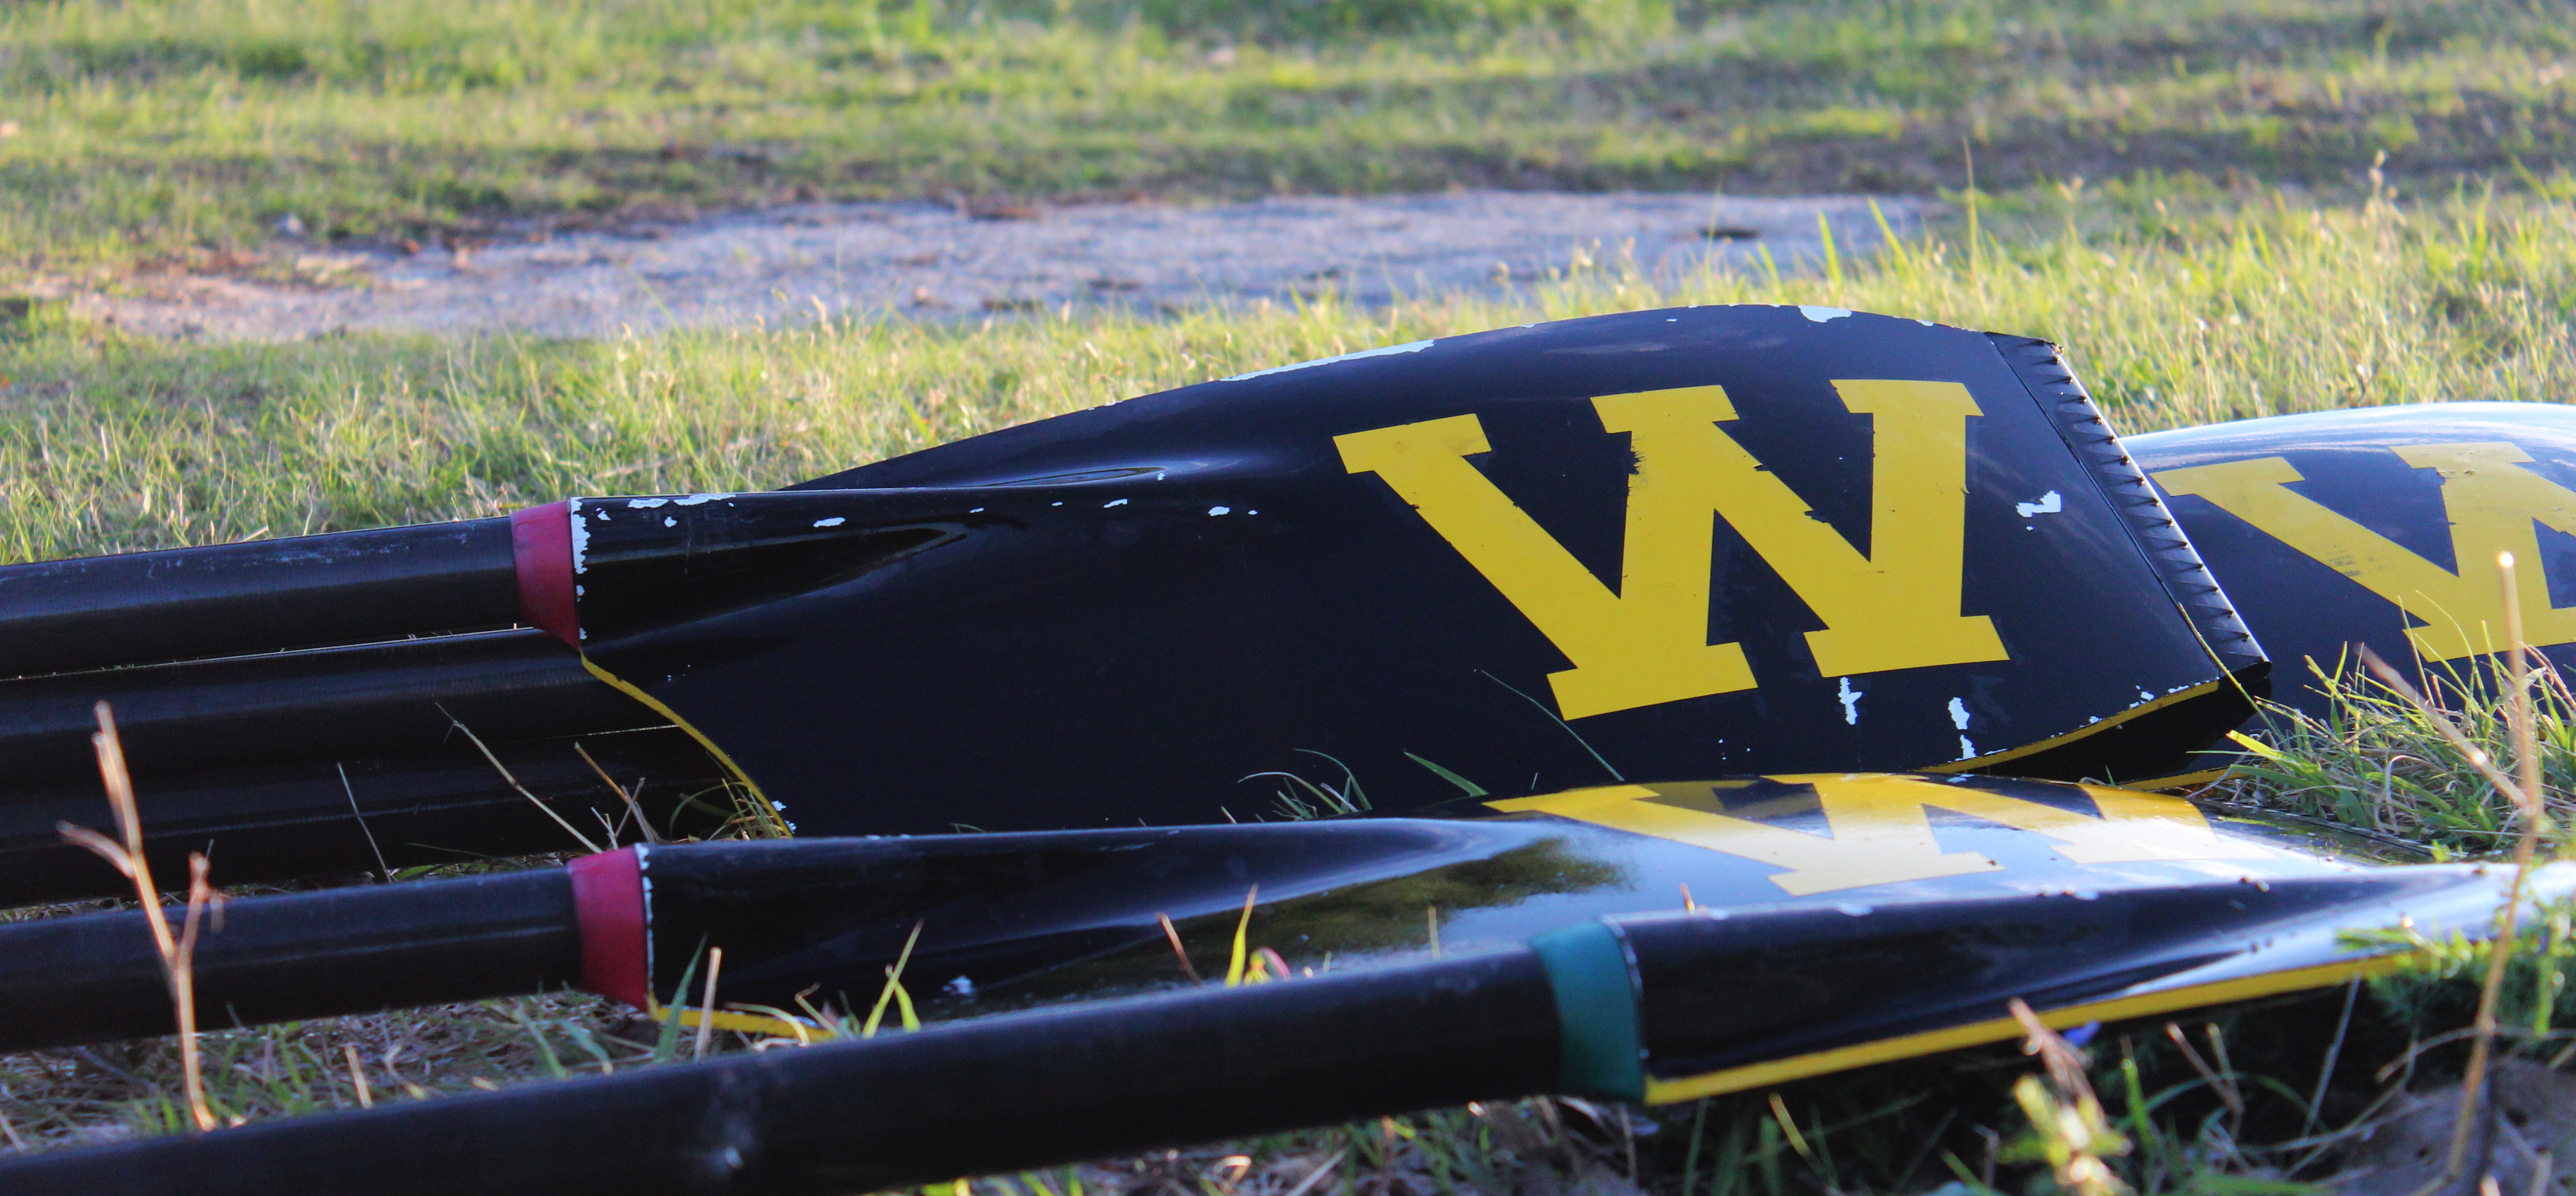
[{"xmin": 79, "ymin": 191, "xmax": 1926, "ymax": 342}]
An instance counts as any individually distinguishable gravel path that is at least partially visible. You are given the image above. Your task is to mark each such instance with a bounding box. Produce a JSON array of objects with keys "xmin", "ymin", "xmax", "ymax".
[{"xmin": 86, "ymin": 191, "xmax": 1927, "ymax": 342}]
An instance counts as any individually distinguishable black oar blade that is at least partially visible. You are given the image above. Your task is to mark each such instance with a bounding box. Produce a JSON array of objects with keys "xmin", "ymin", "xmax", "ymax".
[{"xmin": 558, "ymin": 306, "xmax": 2260, "ymax": 833}]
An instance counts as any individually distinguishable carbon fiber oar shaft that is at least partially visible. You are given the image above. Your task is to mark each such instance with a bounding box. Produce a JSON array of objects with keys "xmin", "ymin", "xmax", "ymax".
[
  {"xmin": 0, "ymin": 517, "xmax": 520, "ymax": 680},
  {"xmin": 0, "ymin": 945, "xmax": 1565, "ymax": 1196}
]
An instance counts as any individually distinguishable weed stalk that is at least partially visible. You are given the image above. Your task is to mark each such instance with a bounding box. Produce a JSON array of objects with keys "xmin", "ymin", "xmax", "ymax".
[{"xmin": 55, "ymin": 701, "xmax": 221, "ymax": 1132}]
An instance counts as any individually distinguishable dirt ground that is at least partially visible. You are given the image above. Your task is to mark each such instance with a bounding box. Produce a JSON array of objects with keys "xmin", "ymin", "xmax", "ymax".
[{"xmin": 78, "ymin": 191, "xmax": 1926, "ymax": 341}]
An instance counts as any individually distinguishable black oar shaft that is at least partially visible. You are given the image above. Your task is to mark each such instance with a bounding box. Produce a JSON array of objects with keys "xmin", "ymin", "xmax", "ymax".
[
  {"xmin": 0, "ymin": 948, "xmax": 1561, "ymax": 1196},
  {"xmin": 0, "ymin": 630, "xmax": 653, "ymax": 787},
  {"xmin": 0, "ymin": 868, "xmax": 579, "ymax": 1051},
  {"xmin": 0, "ymin": 517, "xmax": 521, "ymax": 679}
]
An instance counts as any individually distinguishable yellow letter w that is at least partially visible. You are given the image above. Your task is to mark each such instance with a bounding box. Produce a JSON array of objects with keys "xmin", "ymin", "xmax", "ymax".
[{"xmin": 1334, "ymin": 382, "xmax": 2009, "ymax": 720}]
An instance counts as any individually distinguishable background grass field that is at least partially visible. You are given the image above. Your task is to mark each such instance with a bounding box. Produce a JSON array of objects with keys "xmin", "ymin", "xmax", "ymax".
[
  {"xmin": 4, "ymin": 0, "xmax": 2576, "ymax": 1191},
  {"xmin": 4, "ymin": 0, "xmax": 2573, "ymax": 282}
]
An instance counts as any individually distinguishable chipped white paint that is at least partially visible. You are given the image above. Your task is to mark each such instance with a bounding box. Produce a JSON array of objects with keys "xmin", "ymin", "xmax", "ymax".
[
  {"xmin": 1104, "ymin": 499, "xmax": 1128, "ymax": 508},
  {"xmin": 1208, "ymin": 506, "xmax": 1231, "ymax": 515},
  {"xmin": 1837, "ymin": 677, "xmax": 1861, "ymax": 726},
  {"xmin": 672, "ymin": 493, "xmax": 735, "ymax": 507},
  {"xmin": 626, "ymin": 497, "xmax": 670, "ymax": 509},
  {"xmin": 1799, "ymin": 306, "xmax": 1852, "ymax": 323},
  {"xmin": 1224, "ymin": 339, "xmax": 1433, "ymax": 381},
  {"xmin": 1948, "ymin": 696, "xmax": 1974, "ymax": 760},
  {"xmin": 567, "ymin": 499, "xmax": 590, "ymax": 575},
  {"xmin": 2015, "ymin": 491, "xmax": 2063, "ymax": 518},
  {"xmin": 814, "ymin": 516, "xmax": 846, "ymax": 528},
  {"xmin": 662, "ymin": 516, "xmax": 675, "ymax": 527}
]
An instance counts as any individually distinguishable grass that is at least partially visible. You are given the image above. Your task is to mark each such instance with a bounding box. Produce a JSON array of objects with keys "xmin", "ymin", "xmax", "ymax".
[
  {"xmin": 1, "ymin": 180, "xmax": 2573, "ymax": 1189},
  {"xmin": 4, "ymin": 0, "xmax": 2576, "ymax": 282},
  {"xmin": 5, "ymin": 0, "xmax": 2576, "ymax": 1184},
  {"xmin": 2224, "ymin": 660, "xmax": 2576, "ymax": 857},
  {"xmin": 6, "ymin": 179, "xmax": 2576, "ymax": 561}
]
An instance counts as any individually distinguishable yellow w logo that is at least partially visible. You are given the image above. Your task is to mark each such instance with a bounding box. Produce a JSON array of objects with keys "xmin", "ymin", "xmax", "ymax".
[
  {"xmin": 2155, "ymin": 442, "xmax": 2576, "ymax": 661},
  {"xmin": 1334, "ymin": 382, "xmax": 2009, "ymax": 720}
]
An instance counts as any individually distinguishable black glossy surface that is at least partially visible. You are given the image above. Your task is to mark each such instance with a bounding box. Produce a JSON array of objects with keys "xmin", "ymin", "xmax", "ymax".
[
  {"xmin": 1615, "ymin": 872, "xmax": 2447, "ymax": 1079},
  {"xmin": 0, "ymin": 867, "xmax": 578, "ymax": 1051},
  {"xmin": 2132, "ymin": 401, "xmax": 2576, "ymax": 726},
  {"xmin": 0, "ymin": 516, "xmax": 517, "ymax": 679},
  {"xmin": 0, "ymin": 772, "xmax": 2364, "ymax": 1050},
  {"xmin": 0, "ymin": 725, "xmax": 728, "ymax": 906},
  {"xmin": 0, "ymin": 949, "xmax": 1557, "ymax": 1196},
  {"xmin": 637, "ymin": 774, "xmax": 2368, "ymax": 1022},
  {"xmin": 586, "ymin": 307, "xmax": 2258, "ymax": 838},
  {"xmin": 0, "ymin": 630, "xmax": 653, "ymax": 786}
]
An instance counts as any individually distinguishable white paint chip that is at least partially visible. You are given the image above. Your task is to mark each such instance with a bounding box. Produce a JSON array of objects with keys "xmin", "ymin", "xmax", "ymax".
[
  {"xmin": 814, "ymin": 516, "xmax": 846, "ymax": 528},
  {"xmin": 672, "ymin": 493, "xmax": 734, "ymax": 506},
  {"xmin": 1800, "ymin": 306, "xmax": 1852, "ymax": 323},
  {"xmin": 1208, "ymin": 506, "xmax": 1231, "ymax": 515},
  {"xmin": 663, "ymin": 516, "xmax": 675, "ymax": 527},
  {"xmin": 2015, "ymin": 491, "xmax": 2064, "ymax": 517},
  {"xmin": 567, "ymin": 499, "xmax": 590, "ymax": 575},
  {"xmin": 1224, "ymin": 339, "xmax": 1433, "ymax": 381},
  {"xmin": 1837, "ymin": 677, "xmax": 1861, "ymax": 725},
  {"xmin": 1947, "ymin": 697, "xmax": 1972, "ymax": 729},
  {"xmin": 626, "ymin": 498, "xmax": 669, "ymax": 509},
  {"xmin": 1104, "ymin": 499, "xmax": 1128, "ymax": 508}
]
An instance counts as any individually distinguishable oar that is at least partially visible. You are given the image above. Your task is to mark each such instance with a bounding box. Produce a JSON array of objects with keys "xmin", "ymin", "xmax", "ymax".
[
  {"xmin": 2128, "ymin": 400, "xmax": 2576, "ymax": 737},
  {"xmin": 1, "ymin": 861, "xmax": 2560, "ymax": 1196},
  {"xmin": 0, "ymin": 307, "xmax": 2267, "ymax": 902},
  {"xmin": 0, "ymin": 772, "xmax": 2424, "ymax": 1052}
]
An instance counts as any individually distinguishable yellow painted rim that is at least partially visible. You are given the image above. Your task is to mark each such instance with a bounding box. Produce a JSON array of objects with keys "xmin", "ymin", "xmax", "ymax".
[
  {"xmin": 1640, "ymin": 954, "xmax": 2405, "ymax": 1104},
  {"xmin": 1922, "ymin": 678, "xmax": 2225, "ymax": 777},
  {"xmin": 580, "ymin": 657, "xmax": 791, "ymax": 836}
]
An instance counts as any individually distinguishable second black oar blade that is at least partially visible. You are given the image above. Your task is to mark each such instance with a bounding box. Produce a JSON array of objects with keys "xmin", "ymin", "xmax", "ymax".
[
  {"xmin": 0, "ymin": 772, "xmax": 2410, "ymax": 1052},
  {"xmin": 2131, "ymin": 401, "xmax": 2576, "ymax": 774},
  {"xmin": 5, "ymin": 865, "xmax": 2560, "ymax": 1196}
]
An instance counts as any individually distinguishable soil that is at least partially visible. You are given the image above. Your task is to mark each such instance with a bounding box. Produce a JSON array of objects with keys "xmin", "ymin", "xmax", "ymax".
[{"xmin": 78, "ymin": 191, "xmax": 1928, "ymax": 342}]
